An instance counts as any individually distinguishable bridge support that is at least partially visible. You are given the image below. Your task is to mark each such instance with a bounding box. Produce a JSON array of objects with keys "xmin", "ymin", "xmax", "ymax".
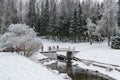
[{"xmin": 66, "ymin": 51, "xmax": 75, "ymax": 80}]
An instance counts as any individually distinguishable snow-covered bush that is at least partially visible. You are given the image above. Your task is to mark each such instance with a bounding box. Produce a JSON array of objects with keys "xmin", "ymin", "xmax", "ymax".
[
  {"xmin": 111, "ymin": 31, "xmax": 120, "ymax": 49},
  {"xmin": 86, "ymin": 18, "xmax": 96, "ymax": 45},
  {"xmin": 0, "ymin": 24, "xmax": 42, "ymax": 56}
]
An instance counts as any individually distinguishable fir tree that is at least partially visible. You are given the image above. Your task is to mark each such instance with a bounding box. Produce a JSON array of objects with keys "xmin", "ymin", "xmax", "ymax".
[
  {"xmin": 49, "ymin": 0, "xmax": 57, "ymax": 38},
  {"xmin": 118, "ymin": 0, "xmax": 120, "ymax": 27},
  {"xmin": 77, "ymin": 2, "xmax": 87, "ymax": 42},
  {"xmin": 27, "ymin": 0, "xmax": 36, "ymax": 28},
  {"xmin": 70, "ymin": 7, "xmax": 77, "ymax": 42},
  {"xmin": 40, "ymin": 0, "xmax": 50, "ymax": 36},
  {"xmin": 111, "ymin": 30, "xmax": 120, "ymax": 49}
]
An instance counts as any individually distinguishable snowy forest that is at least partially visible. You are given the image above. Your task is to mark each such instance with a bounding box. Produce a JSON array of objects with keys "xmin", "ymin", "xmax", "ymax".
[
  {"xmin": 0, "ymin": 0, "xmax": 120, "ymax": 48},
  {"xmin": 1, "ymin": 0, "xmax": 120, "ymax": 80}
]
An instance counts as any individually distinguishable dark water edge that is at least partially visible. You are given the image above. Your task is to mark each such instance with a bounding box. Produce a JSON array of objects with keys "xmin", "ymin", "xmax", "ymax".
[{"xmin": 47, "ymin": 60, "xmax": 115, "ymax": 80}]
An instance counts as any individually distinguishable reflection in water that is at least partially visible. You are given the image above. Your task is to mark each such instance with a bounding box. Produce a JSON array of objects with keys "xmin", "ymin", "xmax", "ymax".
[
  {"xmin": 66, "ymin": 51, "xmax": 75, "ymax": 80},
  {"xmin": 65, "ymin": 51, "xmax": 110, "ymax": 80},
  {"xmin": 47, "ymin": 60, "xmax": 112, "ymax": 80},
  {"xmin": 66, "ymin": 60, "xmax": 74, "ymax": 80},
  {"xmin": 66, "ymin": 58, "xmax": 109, "ymax": 80}
]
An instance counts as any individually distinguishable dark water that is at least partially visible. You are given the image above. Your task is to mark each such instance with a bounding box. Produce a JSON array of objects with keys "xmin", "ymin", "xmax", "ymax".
[{"xmin": 47, "ymin": 60, "xmax": 115, "ymax": 80}]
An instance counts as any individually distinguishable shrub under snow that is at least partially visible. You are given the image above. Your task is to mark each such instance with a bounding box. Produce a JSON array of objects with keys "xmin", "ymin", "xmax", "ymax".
[{"xmin": 0, "ymin": 24, "xmax": 42, "ymax": 56}]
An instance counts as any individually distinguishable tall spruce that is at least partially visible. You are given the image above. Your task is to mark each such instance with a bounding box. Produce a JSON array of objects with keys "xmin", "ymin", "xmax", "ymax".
[
  {"xmin": 0, "ymin": 0, "xmax": 4, "ymax": 34},
  {"xmin": 49, "ymin": 0, "xmax": 57, "ymax": 38},
  {"xmin": 35, "ymin": 2, "xmax": 40, "ymax": 33},
  {"xmin": 77, "ymin": 2, "xmax": 87, "ymax": 41},
  {"xmin": 27, "ymin": 0, "xmax": 36, "ymax": 28},
  {"xmin": 70, "ymin": 7, "xmax": 77, "ymax": 42},
  {"xmin": 118, "ymin": 0, "xmax": 120, "ymax": 27},
  {"xmin": 40, "ymin": 0, "xmax": 50, "ymax": 36},
  {"xmin": 58, "ymin": 0, "xmax": 68, "ymax": 41},
  {"xmin": 18, "ymin": 0, "xmax": 23, "ymax": 23},
  {"xmin": 44, "ymin": 0, "xmax": 50, "ymax": 36},
  {"xmin": 39, "ymin": 1, "xmax": 44, "ymax": 35}
]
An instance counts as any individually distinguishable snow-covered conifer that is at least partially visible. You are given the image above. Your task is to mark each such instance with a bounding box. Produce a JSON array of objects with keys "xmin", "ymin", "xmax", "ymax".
[
  {"xmin": 111, "ymin": 30, "xmax": 120, "ymax": 49},
  {"xmin": 86, "ymin": 18, "xmax": 96, "ymax": 45}
]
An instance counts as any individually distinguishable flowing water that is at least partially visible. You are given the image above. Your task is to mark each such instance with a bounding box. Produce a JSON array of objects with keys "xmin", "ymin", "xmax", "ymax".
[
  {"xmin": 43, "ymin": 51, "xmax": 115, "ymax": 80},
  {"xmin": 47, "ymin": 60, "xmax": 115, "ymax": 80}
]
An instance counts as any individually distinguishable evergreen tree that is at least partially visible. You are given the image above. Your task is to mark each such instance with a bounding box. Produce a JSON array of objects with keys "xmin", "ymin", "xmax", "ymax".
[
  {"xmin": 40, "ymin": 0, "xmax": 50, "ymax": 36},
  {"xmin": 44, "ymin": 0, "xmax": 50, "ymax": 36},
  {"xmin": 58, "ymin": 9, "xmax": 68, "ymax": 41},
  {"xmin": 118, "ymin": 0, "xmax": 120, "ymax": 27},
  {"xmin": 58, "ymin": 0, "xmax": 68, "ymax": 41},
  {"xmin": 77, "ymin": 2, "xmax": 87, "ymax": 41},
  {"xmin": 35, "ymin": 2, "xmax": 40, "ymax": 33},
  {"xmin": 49, "ymin": 0, "xmax": 57, "ymax": 39},
  {"xmin": 39, "ymin": 1, "xmax": 44, "ymax": 36},
  {"xmin": 111, "ymin": 30, "xmax": 120, "ymax": 49},
  {"xmin": 96, "ymin": 3, "xmax": 103, "ymax": 21},
  {"xmin": 86, "ymin": 18, "xmax": 96, "ymax": 45},
  {"xmin": 70, "ymin": 7, "xmax": 77, "ymax": 42},
  {"xmin": 27, "ymin": 0, "xmax": 36, "ymax": 28},
  {"xmin": 0, "ymin": 0, "xmax": 4, "ymax": 34},
  {"xmin": 17, "ymin": 0, "xmax": 23, "ymax": 23}
]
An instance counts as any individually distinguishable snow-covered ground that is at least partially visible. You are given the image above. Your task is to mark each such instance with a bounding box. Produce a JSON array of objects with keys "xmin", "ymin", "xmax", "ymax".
[
  {"xmin": 0, "ymin": 52, "xmax": 69, "ymax": 80},
  {"xmin": 40, "ymin": 39, "xmax": 120, "ymax": 80},
  {"xmin": 30, "ymin": 52, "xmax": 47, "ymax": 62}
]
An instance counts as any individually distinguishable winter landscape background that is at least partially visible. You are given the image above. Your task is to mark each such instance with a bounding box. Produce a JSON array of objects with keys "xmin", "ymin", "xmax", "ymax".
[{"xmin": 0, "ymin": 0, "xmax": 120, "ymax": 80}]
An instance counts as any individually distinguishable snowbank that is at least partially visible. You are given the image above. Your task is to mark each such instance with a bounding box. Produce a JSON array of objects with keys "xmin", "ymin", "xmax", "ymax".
[
  {"xmin": 30, "ymin": 52, "xmax": 47, "ymax": 62},
  {"xmin": 0, "ymin": 52, "xmax": 65, "ymax": 80}
]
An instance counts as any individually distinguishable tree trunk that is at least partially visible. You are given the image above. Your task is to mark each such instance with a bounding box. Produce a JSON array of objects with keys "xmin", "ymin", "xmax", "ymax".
[
  {"xmin": 89, "ymin": 33, "xmax": 92, "ymax": 45},
  {"xmin": 107, "ymin": 28, "xmax": 111, "ymax": 46},
  {"xmin": 107, "ymin": 32, "xmax": 111, "ymax": 46},
  {"xmin": 23, "ymin": 45, "xmax": 26, "ymax": 56}
]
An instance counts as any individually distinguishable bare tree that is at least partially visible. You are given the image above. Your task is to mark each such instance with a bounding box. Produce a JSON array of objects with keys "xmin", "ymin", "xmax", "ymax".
[{"xmin": 97, "ymin": 0, "xmax": 118, "ymax": 46}]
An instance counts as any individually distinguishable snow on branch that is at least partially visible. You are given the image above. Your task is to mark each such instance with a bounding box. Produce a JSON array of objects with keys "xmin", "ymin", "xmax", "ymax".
[{"xmin": 0, "ymin": 24, "xmax": 42, "ymax": 56}]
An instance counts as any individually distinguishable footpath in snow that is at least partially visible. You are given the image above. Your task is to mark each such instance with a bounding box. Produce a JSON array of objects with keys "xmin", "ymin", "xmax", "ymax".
[{"xmin": 0, "ymin": 52, "xmax": 67, "ymax": 80}]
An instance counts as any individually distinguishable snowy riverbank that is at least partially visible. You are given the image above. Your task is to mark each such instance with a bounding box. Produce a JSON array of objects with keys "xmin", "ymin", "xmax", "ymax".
[{"xmin": 40, "ymin": 39, "xmax": 120, "ymax": 80}]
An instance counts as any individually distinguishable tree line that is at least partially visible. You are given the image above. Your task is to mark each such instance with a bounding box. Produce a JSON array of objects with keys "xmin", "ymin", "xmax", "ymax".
[{"xmin": 0, "ymin": 0, "xmax": 120, "ymax": 45}]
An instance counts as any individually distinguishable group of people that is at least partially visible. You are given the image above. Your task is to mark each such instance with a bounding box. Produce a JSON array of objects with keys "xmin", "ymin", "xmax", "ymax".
[{"xmin": 41, "ymin": 45, "xmax": 59, "ymax": 51}]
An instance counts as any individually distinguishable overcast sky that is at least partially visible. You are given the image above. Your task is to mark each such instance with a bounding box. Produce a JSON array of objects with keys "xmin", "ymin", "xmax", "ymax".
[
  {"xmin": 22, "ymin": 0, "xmax": 119, "ymax": 3},
  {"xmin": 80, "ymin": 0, "xmax": 103, "ymax": 2}
]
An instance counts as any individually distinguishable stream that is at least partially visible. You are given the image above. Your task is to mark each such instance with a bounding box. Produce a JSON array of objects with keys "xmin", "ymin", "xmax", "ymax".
[
  {"xmin": 41, "ymin": 51, "xmax": 115, "ymax": 80},
  {"xmin": 47, "ymin": 60, "xmax": 115, "ymax": 80}
]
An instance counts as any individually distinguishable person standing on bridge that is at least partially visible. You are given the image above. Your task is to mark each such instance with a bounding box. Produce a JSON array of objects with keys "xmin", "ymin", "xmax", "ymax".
[
  {"xmin": 41, "ymin": 46, "xmax": 44, "ymax": 51},
  {"xmin": 57, "ymin": 45, "xmax": 59, "ymax": 50},
  {"xmin": 49, "ymin": 46, "xmax": 51, "ymax": 51}
]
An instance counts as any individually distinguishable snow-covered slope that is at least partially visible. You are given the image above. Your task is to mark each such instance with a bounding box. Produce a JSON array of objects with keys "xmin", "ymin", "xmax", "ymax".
[
  {"xmin": 0, "ymin": 52, "xmax": 65, "ymax": 80},
  {"xmin": 30, "ymin": 52, "xmax": 47, "ymax": 62}
]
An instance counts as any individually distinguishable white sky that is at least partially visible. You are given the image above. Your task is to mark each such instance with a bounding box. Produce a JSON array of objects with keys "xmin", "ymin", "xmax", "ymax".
[
  {"xmin": 80, "ymin": 0, "xmax": 103, "ymax": 2},
  {"xmin": 22, "ymin": 0, "xmax": 104, "ymax": 3}
]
